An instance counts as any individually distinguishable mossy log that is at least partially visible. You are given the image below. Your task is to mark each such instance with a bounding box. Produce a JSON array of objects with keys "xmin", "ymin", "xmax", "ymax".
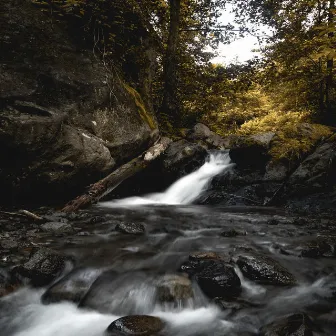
[{"xmin": 62, "ymin": 137, "xmax": 172, "ymax": 212}]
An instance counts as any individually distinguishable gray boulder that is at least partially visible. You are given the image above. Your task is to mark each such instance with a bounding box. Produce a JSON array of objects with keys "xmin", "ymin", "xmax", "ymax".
[
  {"xmin": 187, "ymin": 123, "xmax": 228, "ymax": 149},
  {"xmin": 14, "ymin": 248, "xmax": 68, "ymax": 287},
  {"xmin": 161, "ymin": 139, "xmax": 207, "ymax": 178},
  {"xmin": 0, "ymin": 0, "xmax": 158, "ymax": 205}
]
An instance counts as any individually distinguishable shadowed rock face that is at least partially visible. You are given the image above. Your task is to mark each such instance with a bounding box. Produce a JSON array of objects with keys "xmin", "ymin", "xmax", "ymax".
[{"xmin": 0, "ymin": 0, "xmax": 157, "ymax": 206}]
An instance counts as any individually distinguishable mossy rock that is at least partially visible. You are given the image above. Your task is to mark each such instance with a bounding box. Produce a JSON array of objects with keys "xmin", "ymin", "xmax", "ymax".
[{"xmin": 124, "ymin": 84, "xmax": 157, "ymax": 130}]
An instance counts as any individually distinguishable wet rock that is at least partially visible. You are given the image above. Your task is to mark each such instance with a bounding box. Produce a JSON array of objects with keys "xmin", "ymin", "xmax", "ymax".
[
  {"xmin": 14, "ymin": 248, "xmax": 68, "ymax": 286},
  {"xmin": 156, "ymin": 274, "xmax": 193, "ymax": 302},
  {"xmin": 236, "ymin": 254, "xmax": 296, "ymax": 286},
  {"xmin": 42, "ymin": 268, "xmax": 101, "ymax": 304},
  {"xmin": 189, "ymin": 251, "xmax": 223, "ymax": 261},
  {"xmin": 221, "ymin": 229, "xmax": 247, "ymax": 237},
  {"xmin": 229, "ymin": 133, "xmax": 275, "ymax": 168},
  {"xmin": 161, "ymin": 139, "xmax": 207, "ymax": 178},
  {"xmin": 260, "ymin": 313, "xmax": 318, "ymax": 336},
  {"xmin": 106, "ymin": 315, "xmax": 165, "ymax": 335},
  {"xmin": 192, "ymin": 260, "xmax": 242, "ymax": 299},
  {"xmin": 115, "ymin": 222, "xmax": 146, "ymax": 235},
  {"xmin": 298, "ymin": 236, "xmax": 336, "ymax": 258},
  {"xmin": 0, "ymin": 239, "xmax": 18, "ymax": 250},
  {"xmin": 79, "ymin": 271, "xmax": 155, "ymax": 315},
  {"xmin": 41, "ymin": 222, "xmax": 74, "ymax": 234}
]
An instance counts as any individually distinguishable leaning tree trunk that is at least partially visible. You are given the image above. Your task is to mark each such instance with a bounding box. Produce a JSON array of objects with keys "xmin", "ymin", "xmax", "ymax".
[
  {"xmin": 62, "ymin": 137, "xmax": 172, "ymax": 212},
  {"xmin": 160, "ymin": 0, "xmax": 181, "ymax": 125}
]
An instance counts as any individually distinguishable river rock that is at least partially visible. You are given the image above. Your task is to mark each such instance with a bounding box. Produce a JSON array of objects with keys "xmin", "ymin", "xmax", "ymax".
[
  {"xmin": 156, "ymin": 274, "xmax": 193, "ymax": 302},
  {"xmin": 190, "ymin": 260, "xmax": 241, "ymax": 299},
  {"xmin": 297, "ymin": 236, "xmax": 336, "ymax": 258},
  {"xmin": 42, "ymin": 268, "xmax": 101, "ymax": 304},
  {"xmin": 115, "ymin": 222, "xmax": 146, "ymax": 235},
  {"xmin": 260, "ymin": 313, "xmax": 318, "ymax": 336},
  {"xmin": 106, "ymin": 315, "xmax": 165, "ymax": 335},
  {"xmin": 41, "ymin": 222, "xmax": 74, "ymax": 234},
  {"xmin": 236, "ymin": 254, "xmax": 296, "ymax": 286},
  {"xmin": 14, "ymin": 248, "xmax": 67, "ymax": 286}
]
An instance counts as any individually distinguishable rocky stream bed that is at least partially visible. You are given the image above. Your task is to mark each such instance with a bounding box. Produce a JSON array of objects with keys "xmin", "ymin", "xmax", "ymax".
[{"xmin": 0, "ymin": 203, "xmax": 335, "ymax": 336}]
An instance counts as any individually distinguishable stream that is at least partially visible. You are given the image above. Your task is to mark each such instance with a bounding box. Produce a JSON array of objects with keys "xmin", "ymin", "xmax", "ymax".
[{"xmin": 0, "ymin": 152, "xmax": 335, "ymax": 335}]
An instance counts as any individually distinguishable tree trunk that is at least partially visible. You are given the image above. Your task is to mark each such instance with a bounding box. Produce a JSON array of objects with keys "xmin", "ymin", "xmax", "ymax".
[
  {"xmin": 326, "ymin": 0, "xmax": 335, "ymax": 121},
  {"xmin": 62, "ymin": 137, "xmax": 172, "ymax": 212},
  {"xmin": 160, "ymin": 0, "xmax": 181, "ymax": 125}
]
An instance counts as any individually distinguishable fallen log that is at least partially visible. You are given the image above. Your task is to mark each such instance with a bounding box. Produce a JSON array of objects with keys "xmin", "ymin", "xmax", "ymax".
[{"xmin": 62, "ymin": 137, "xmax": 172, "ymax": 212}]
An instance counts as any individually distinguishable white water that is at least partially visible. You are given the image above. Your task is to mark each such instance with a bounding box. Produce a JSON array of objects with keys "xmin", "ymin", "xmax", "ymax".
[{"xmin": 99, "ymin": 152, "xmax": 234, "ymax": 207}]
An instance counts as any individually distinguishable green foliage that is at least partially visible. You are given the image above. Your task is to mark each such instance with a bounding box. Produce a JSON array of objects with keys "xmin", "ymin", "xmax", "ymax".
[{"xmin": 269, "ymin": 123, "xmax": 332, "ymax": 163}]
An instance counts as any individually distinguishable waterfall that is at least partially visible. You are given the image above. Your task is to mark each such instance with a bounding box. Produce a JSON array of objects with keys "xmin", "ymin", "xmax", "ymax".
[{"xmin": 99, "ymin": 152, "xmax": 234, "ymax": 207}]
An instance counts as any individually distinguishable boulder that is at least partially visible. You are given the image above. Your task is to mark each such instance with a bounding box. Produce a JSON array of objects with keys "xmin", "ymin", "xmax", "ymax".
[
  {"xmin": 115, "ymin": 222, "xmax": 146, "ymax": 235},
  {"xmin": 186, "ymin": 123, "xmax": 228, "ymax": 149},
  {"xmin": 106, "ymin": 315, "xmax": 165, "ymax": 336},
  {"xmin": 161, "ymin": 139, "xmax": 207, "ymax": 178},
  {"xmin": 79, "ymin": 271, "xmax": 155, "ymax": 315},
  {"xmin": 14, "ymin": 248, "xmax": 68, "ymax": 286},
  {"xmin": 42, "ymin": 268, "xmax": 101, "ymax": 304},
  {"xmin": 236, "ymin": 254, "xmax": 296, "ymax": 286},
  {"xmin": 41, "ymin": 221, "xmax": 74, "ymax": 234},
  {"xmin": 296, "ymin": 236, "xmax": 336, "ymax": 258},
  {"xmin": 194, "ymin": 260, "xmax": 242, "ymax": 299},
  {"xmin": 229, "ymin": 133, "xmax": 275, "ymax": 168},
  {"xmin": 156, "ymin": 274, "xmax": 193, "ymax": 303},
  {"xmin": 286, "ymin": 141, "xmax": 336, "ymax": 195},
  {"xmin": 260, "ymin": 313, "xmax": 318, "ymax": 336},
  {"xmin": 0, "ymin": 0, "xmax": 158, "ymax": 205}
]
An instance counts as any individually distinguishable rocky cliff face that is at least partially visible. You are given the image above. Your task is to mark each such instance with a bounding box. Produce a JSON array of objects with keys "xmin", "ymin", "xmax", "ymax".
[{"xmin": 0, "ymin": 0, "xmax": 158, "ymax": 205}]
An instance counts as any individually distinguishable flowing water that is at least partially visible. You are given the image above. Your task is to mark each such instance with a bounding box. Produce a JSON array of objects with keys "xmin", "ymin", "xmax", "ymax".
[{"xmin": 0, "ymin": 152, "xmax": 335, "ymax": 336}]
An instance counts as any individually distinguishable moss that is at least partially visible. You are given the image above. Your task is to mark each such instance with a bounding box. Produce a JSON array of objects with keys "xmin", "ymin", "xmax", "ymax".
[
  {"xmin": 269, "ymin": 123, "xmax": 332, "ymax": 163},
  {"xmin": 123, "ymin": 84, "xmax": 156, "ymax": 130}
]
